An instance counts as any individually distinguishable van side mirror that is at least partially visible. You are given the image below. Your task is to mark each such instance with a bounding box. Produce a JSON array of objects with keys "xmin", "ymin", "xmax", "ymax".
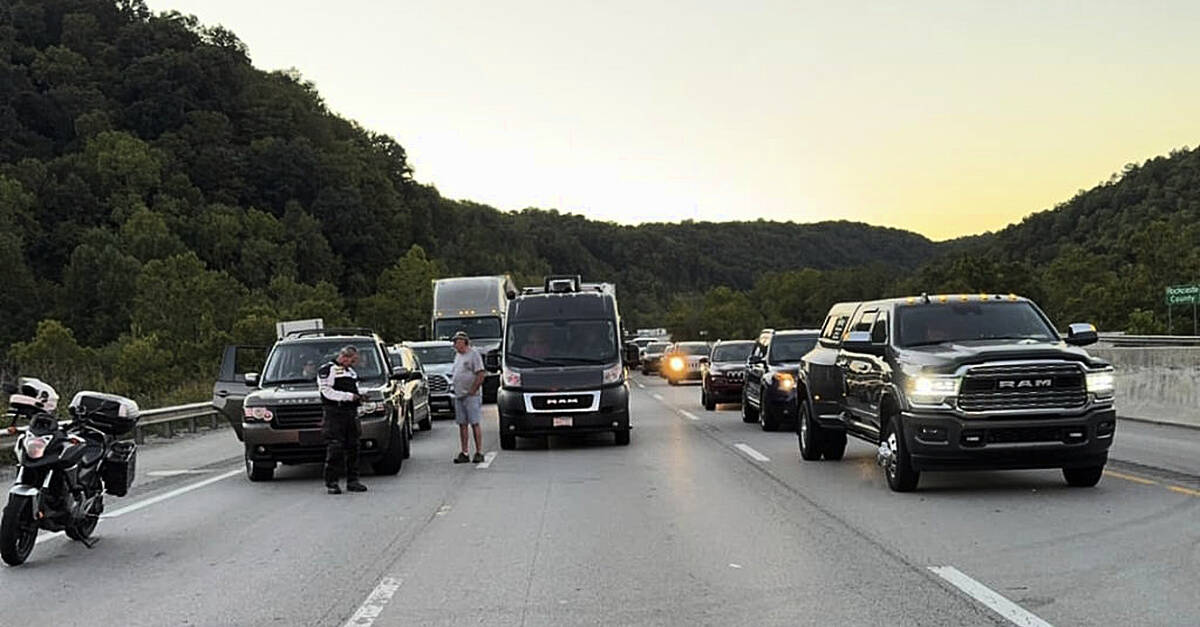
[
  {"xmin": 842, "ymin": 331, "xmax": 885, "ymax": 356},
  {"xmin": 484, "ymin": 351, "xmax": 501, "ymax": 370},
  {"xmin": 1066, "ymin": 323, "xmax": 1098, "ymax": 347}
]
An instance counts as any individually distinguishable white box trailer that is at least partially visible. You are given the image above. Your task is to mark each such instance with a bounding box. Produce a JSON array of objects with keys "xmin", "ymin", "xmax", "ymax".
[{"xmin": 276, "ymin": 318, "xmax": 324, "ymax": 340}]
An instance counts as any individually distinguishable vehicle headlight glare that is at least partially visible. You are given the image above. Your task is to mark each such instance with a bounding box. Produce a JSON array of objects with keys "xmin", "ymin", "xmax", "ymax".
[
  {"xmin": 775, "ymin": 373, "xmax": 796, "ymax": 391},
  {"xmin": 910, "ymin": 376, "xmax": 960, "ymax": 404},
  {"xmin": 1086, "ymin": 370, "xmax": 1115, "ymax": 398},
  {"xmin": 602, "ymin": 363, "xmax": 624, "ymax": 385},
  {"xmin": 669, "ymin": 356, "xmax": 685, "ymax": 371}
]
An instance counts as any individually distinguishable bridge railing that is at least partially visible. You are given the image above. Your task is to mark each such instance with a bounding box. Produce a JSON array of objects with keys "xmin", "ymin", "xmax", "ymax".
[{"xmin": 1, "ymin": 402, "xmax": 221, "ymax": 447}]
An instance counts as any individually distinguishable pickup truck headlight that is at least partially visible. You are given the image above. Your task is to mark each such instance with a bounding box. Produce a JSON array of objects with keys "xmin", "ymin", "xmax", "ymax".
[
  {"xmin": 909, "ymin": 375, "xmax": 960, "ymax": 405},
  {"xmin": 1086, "ymin": 370, "xmax": 1115, "ymax": 399},
  {"xmin": 243, "ymin": 406, "xmax": 273, "ymax": 422},
  {"xmin": 358, "ymin": 401, "xmax": 386, "ymax": 416},
  {"xmin": 773, "ymin": 372, "xmax": 796, "ymax": 392}
]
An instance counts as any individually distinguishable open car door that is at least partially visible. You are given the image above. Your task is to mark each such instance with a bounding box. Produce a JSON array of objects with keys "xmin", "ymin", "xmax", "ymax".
[{"xmin": 213, "ymin": 345, "xmax": 268, "ymax": 441}]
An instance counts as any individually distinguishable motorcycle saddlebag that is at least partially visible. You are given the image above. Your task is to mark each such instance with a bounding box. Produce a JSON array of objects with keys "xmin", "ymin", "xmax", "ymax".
[
  {"xmin": 70, "ymin": 391, "xmax": 140, "ymax": 436},
  {"xmin": 102, "ymin": 441, "xmax": 136, "ymax": 497}
]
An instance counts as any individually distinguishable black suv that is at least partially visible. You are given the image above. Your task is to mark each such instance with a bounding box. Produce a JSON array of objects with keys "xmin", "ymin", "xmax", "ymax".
[
  {"xmin": 214, "ymin": 328, "xmax": 414, "ymax": 481},
  {"xmin": 741, "ymin": 329, "xmax": 819, "ymax": 431},
  {"xmin": 798, "ymin": 295, "xmax": 1116, "ymax": 492},
  {"xmin": 701, "ymin": 340, "xmax": 754, "ymax": 410}
]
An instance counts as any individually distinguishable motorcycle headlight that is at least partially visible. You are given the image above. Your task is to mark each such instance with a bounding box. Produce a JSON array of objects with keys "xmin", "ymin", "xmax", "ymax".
[
  {"xmin": 909, "ymin": 376, "xmax": 960, "ymax": 405},
  {"xmin": 23, "ymin": 435, "xmax": 51, "ymax": 460},
  {"xmin": 602, "ymin": 363, "xmax": 624, "ymax": 385},
  {"xmin": 1086, "ymin": 370, "xmax": 1115, "ymax": 399},
  {"xmin": 243, "ymin": 406, "xmax": 273, "ymax": 422}
]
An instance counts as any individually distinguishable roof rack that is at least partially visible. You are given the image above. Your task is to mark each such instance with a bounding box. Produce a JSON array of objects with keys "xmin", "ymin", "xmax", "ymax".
[{"xmin": 286, "ymin": 327, "xmax": 377, "ymax": 339}]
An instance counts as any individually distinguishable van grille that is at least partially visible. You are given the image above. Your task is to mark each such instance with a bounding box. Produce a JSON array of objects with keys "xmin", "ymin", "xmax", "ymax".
[{"xmin": 958, "ymin": 363, "xmax": 1087, "ymax": 412}]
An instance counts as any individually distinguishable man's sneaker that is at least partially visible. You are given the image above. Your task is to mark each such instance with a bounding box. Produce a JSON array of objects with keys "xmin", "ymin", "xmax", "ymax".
[
  {"xmin": 326, "ymin": 483, "xmax": 342, "ymax": 495},
  {"xmin": 472, "ymin": 452, "xmax": 485, "ymax": 464},
  {"xmin": 346, "ymin": 480, "xmax": 368, "ymax": 493},
  {"xmin": 453, "ymin": 453, "xmax": 470, "ymax": 464}
]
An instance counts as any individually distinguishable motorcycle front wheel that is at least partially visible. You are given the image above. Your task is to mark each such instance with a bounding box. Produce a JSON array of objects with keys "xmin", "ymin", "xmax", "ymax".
[{"xmin": 1, "ymin": 495, "xmax": 38, "ymax": 566}]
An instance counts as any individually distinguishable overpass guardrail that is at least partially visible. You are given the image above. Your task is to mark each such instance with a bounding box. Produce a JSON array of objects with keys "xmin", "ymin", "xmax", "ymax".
[{"xmin": 1, "ymin": 402, "xmax": 221, "ymax": 447}]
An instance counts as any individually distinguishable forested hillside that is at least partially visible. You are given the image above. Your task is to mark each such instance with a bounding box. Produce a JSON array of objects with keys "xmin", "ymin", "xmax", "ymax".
[{"xmin": 2, "ymin": 0, "xmax": 1196, "ymax": 406}]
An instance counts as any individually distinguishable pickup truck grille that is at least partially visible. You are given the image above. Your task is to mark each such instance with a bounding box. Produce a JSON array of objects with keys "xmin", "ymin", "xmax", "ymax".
[
  {"xmin": 428, "ymin": 375, "xmax": 450, "ymax": 394},
  {"xmin": 958, "ymin": 363, "xmax": 1087, "ymax": 412},
  {"xmin": 271, "ymin": 405, "xmax": 324, "ymax": 429}
]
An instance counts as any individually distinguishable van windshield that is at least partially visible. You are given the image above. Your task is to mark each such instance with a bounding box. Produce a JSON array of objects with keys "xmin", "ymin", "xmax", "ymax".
[
  {"xmin": 262, "ymin": 340, "xmax": 383, "ymax": 385},
  {"xmin": 507, "ymin": 320, "xmax": 618, "ymax": 367}
]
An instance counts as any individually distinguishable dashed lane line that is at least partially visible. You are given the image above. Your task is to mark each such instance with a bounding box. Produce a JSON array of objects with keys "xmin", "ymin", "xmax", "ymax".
[
  {"xmin": 652, "ymin": 393, "xmax": 664, "ymax": 401},
  {"xmin": 343, "ymin": 576, "xmax": 404, "ymax": 627},
  {"xmin": 476, "ymin": 451, "xmax": 498, "ymax": 469},
  {"xmin": 733, "ymin": 443, "xmax": 770, "ymax": 463},
  {"xmin": 679, "ymin": 410, "xmax": 700, "ymax": 421},
  {"xmin": 928, "ymin": 566, "xmax": 1053, "ymax": 627}
]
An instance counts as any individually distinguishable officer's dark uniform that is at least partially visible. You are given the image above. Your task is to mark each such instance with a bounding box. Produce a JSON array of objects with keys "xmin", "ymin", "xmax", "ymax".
[{"xmin": 317, "ymin": 360, "xmax": 361, "ymax": 489}]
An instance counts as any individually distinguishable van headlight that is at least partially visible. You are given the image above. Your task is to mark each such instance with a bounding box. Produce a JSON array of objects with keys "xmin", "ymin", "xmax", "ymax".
[
  {"xmin": 503, "ymin": 369, "xmax": 522, "ymax": 387},
  {"xmin": 909, "ymin": 376, "xmax": 960, "ymax": 405},
  {"xmin": 603, "ymin": 363, "xmax": 624, "ymax": 385},
  {"xmin": 1086, "ymin": 370, "xmax": 1115, "ymax": 399}
]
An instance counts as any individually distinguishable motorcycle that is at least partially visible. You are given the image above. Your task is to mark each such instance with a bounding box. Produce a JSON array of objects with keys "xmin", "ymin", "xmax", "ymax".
[{"xmin": 1, "ymin": 378, "xmax": 139, "ymax": 566}]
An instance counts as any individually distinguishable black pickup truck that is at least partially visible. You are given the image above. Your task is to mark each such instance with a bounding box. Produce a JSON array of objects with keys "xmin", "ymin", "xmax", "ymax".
[{"xmin": 798, "ymin": 295, "xmax": 1116, "ymax": 492}]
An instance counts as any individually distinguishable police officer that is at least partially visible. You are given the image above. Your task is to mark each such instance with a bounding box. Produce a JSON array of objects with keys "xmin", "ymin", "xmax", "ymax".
[{"xmin": 317, "ymin": 346, "xmax": 368, "ymax": 495}]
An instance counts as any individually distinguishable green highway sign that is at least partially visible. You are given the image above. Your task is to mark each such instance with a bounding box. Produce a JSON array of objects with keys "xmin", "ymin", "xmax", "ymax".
[{"xmin": 1165, "ymin": 284, "xmax": 1200, "ymax": 305}]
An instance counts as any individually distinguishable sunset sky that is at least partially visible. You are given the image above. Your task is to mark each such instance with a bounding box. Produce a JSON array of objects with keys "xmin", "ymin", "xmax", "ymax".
[{"xmin": 149, "ymin": 0, "xmax": 1200, "ymax": 240}]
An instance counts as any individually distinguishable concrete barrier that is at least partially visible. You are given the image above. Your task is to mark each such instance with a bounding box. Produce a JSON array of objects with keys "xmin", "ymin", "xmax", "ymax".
[{"xmin": 1090, "ymin": 346, "xmax": 1200, "ymax": 429}]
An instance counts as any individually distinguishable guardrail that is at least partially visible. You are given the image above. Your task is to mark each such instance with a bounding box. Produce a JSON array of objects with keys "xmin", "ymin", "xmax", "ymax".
[
  {"xmin": 1, "ymin": 402, "xmax": 222, "ymax": 447},
  {"xmin": 1098, "ymin": 334, "xmax": 1200, "ymax": 347}
]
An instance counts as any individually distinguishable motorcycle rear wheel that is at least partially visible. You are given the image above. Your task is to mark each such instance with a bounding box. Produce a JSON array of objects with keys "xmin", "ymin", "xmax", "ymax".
[
  {"xmin": 66, "ymin": 495, "xmax": 103, "ymax": 542},
  {"xmin": 1, "ymin": 495, "xmax": 38, "ymax": 566}
]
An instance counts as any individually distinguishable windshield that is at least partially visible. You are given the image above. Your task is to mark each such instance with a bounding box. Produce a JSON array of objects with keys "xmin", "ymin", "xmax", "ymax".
[
  {"xmin": 769, "ymin": 336, "xmax": 817, "ymax": 362},
  {"xmin": 896, "ymin": 302, "xmax": 1058, "ymax": 348},
  {"xmin": 411, "ymin": 346, "xmax": 456, "ymax": 365},
  {"xmin": 645, "ymin": 342, "xmax": 670, "ymax": 353},
  {"xmin": 506, "ymin": 320, "xmax": 618, "ymax": 366},
  {"xmin": 434, "ymin": 317, "xmax": 503, "ymax": 340},
  {"xmin": 712, "ymin": 343, "xmax": 754, "ymax": 362},
  {"xmin": 674, "ymin": 343, "xmax": 711, "ymax": 356},
  {"xmin": 262, "ymin": 340, "xmax": 383, "ymax": 384}
]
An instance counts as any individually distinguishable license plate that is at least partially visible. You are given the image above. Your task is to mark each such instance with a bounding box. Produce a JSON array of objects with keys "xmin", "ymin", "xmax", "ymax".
[
  {"xmin": 553, "ymin": 417, "xmax": 573, "ymax": 428},
  {"xmin": 299, "ymin": 430, "xmax": 324, "ymax": 446}
]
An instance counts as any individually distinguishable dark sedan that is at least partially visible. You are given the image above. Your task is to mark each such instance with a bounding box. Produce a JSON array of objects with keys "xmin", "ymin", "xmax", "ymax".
[
  {"xmin": 701, "ymin": 340, "xmax": 754, "ymax": 410},
  {"xmin": 640, "ymin": 342, "xmax": 671, "ymax": 375}
]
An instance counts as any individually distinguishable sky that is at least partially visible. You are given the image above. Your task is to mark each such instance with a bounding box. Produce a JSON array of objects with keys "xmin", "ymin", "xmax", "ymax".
[{"xmin": 148, "ymin": 0, "xmax": 1200, "ymax": 240}]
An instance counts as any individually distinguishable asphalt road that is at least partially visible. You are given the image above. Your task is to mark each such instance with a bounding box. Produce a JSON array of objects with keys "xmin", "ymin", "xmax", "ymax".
[{"xmin": 1, "ymin": 376, "xmax": 1196, "ymax": 626}]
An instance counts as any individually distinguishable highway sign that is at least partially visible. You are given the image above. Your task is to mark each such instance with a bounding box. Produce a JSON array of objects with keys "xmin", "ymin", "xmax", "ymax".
[{"xmin": 1165, "ymin": 284, "xmax": 1200, "ymax": 305}]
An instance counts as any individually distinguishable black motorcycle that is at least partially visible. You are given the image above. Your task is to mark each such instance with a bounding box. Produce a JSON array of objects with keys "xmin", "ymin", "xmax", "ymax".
[{"xmin": 2, "ymin": 389, "xmax": 139, "ymax": 566}]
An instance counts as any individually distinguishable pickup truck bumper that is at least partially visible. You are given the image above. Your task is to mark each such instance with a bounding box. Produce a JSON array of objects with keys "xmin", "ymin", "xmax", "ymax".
[
  {"xmin": 900, "ymin": 407, "xmax": 1116, "ymax": 472},
  {"xmin": 498, "ymin": 385, "xmax": 630, "ymax": 436}
]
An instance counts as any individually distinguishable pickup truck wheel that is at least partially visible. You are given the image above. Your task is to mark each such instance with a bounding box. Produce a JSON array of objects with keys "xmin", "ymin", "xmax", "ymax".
[
  {"xmin": 1062, "ymin": 465, "xmax": 1104, "ymax": 487},
  {"xmin": 372, "ymin": 423, "xmax": 404, "ymax": 475},
  {"xmin": 882, "ymin": 421, "xmax": 919, "ymax": 492},
  {"xmin": 245, "ymin": 448, "xmax": 275, "ymax": 482},
  {"xmin": 741, "ymin": 391, "xmax": 759, "ymax": 423},
  {"xmin": 821, "ymin": 431, "xmax": 847, "ymax": 461},
  {"xmin": 702, "ymin": 390, "xmax": 716, "ymax": 411},
  {"xmin": 798, "ymin": 400, "xmax": 823, "ymax": 461}
]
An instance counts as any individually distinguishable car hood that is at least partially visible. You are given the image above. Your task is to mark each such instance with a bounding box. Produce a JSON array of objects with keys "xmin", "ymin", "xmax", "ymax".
[
  {"xmin": 710, "ymin": 361, "xmax": 746, "ymax": 373},
  {"xmin": 896, "ymin": 340, "xmax": 1106, "ymax": 375},
  {"xmin": 245, "ymin": 381, "xmax": 388, "ymax": 406}
]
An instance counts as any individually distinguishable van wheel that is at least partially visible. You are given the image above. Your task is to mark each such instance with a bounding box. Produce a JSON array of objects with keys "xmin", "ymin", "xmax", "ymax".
[
  {"xmin": 614, "ymin": 430, "xmax": 630, "ymax": 446},
  {"xmin": 1063, "ymin": 466, "xmax": 1104, "ymax": 487},
  {"xmin": 500, "ymin": 432, "xmax": 516, "ymax": 450},
  {"xmin": 245, "ymin": 448, "xmax": 275, "ymax": 482},
  {"xmin": 798, "ymin": 400, "xmax": 823, "ymax": 461},
  {"xmin": 372, "ymin": 423, "xmax": 404, "ymax": 475},
  {"xmin": 881, "ymin": 420, "xmax": 919, "ymax": 492}
]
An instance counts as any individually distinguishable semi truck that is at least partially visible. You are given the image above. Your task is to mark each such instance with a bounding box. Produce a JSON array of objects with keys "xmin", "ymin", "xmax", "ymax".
[{"xmin": 430, "ymin": 276, "xmax": 519, "ymax": 401}]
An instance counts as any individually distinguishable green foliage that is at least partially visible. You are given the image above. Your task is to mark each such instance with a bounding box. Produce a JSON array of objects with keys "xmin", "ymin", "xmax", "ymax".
[
  {"xmin": 8, "ymin": 320, "xmax": 102, "ymax": 397},
  {"xmin": 357, "ymin": 245, "xmax": 441, "ymax": 341}
]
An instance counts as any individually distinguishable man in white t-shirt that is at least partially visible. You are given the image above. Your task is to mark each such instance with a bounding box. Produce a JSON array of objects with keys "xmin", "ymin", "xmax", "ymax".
[{"xmin": 450, "ymin": 331, "xmax": 486, "ymax": 463}]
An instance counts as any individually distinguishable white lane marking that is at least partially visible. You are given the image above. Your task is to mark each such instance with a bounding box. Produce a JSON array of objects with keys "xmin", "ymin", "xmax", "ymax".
[
  {"xmin": 103, "ymin": 468, "xmax": 242, "ymax": 518},
  {"xmin": 652, "ymin": 393, "xmax": 664, "ymax": 401},
  {"xmin": 635, "ymin": 382, "xmax": 645, "ymax": 389},
  {"xmin": 679, "ymin": 410, "xmax": 699, "ymax": 421},
  {"xmin": 147, "ymin": 469, "xmax": 214, "ymax": 477},
  {"xmin": 729, "ymin": 563, "xmax": 743, "ymax": 569},
  {"xmin": 476, "ymin": 451, "xmax": 497, "ymax": 469},
  {"xmin": 928, "ymin": 566, "xmax": 1054, "ymax": 627},
  {"xmin": 734, "ymin": 443, "xmax": 770, "ymax": 462},
  {"xmin": 35, "ymin": 531, "xmax": 64, "ymax": 545},
  {"xmin": 343, "ymin": 576, "xmax": 404, "ymax": 627},
  {"xmin": 435, "ymin": 505, "xmax": 451, "ymax": 516}
]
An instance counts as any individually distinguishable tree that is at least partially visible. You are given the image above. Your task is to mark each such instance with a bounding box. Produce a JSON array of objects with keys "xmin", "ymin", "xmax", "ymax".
[{"xmin": 357, "ymin": 245, "xmax": 440, "ymax": 341}]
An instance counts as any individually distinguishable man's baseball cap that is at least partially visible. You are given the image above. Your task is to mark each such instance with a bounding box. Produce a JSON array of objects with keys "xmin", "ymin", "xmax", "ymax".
[{"xmin": 452, "ymin": 331, "xmax": 470, "ymax": 342}]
